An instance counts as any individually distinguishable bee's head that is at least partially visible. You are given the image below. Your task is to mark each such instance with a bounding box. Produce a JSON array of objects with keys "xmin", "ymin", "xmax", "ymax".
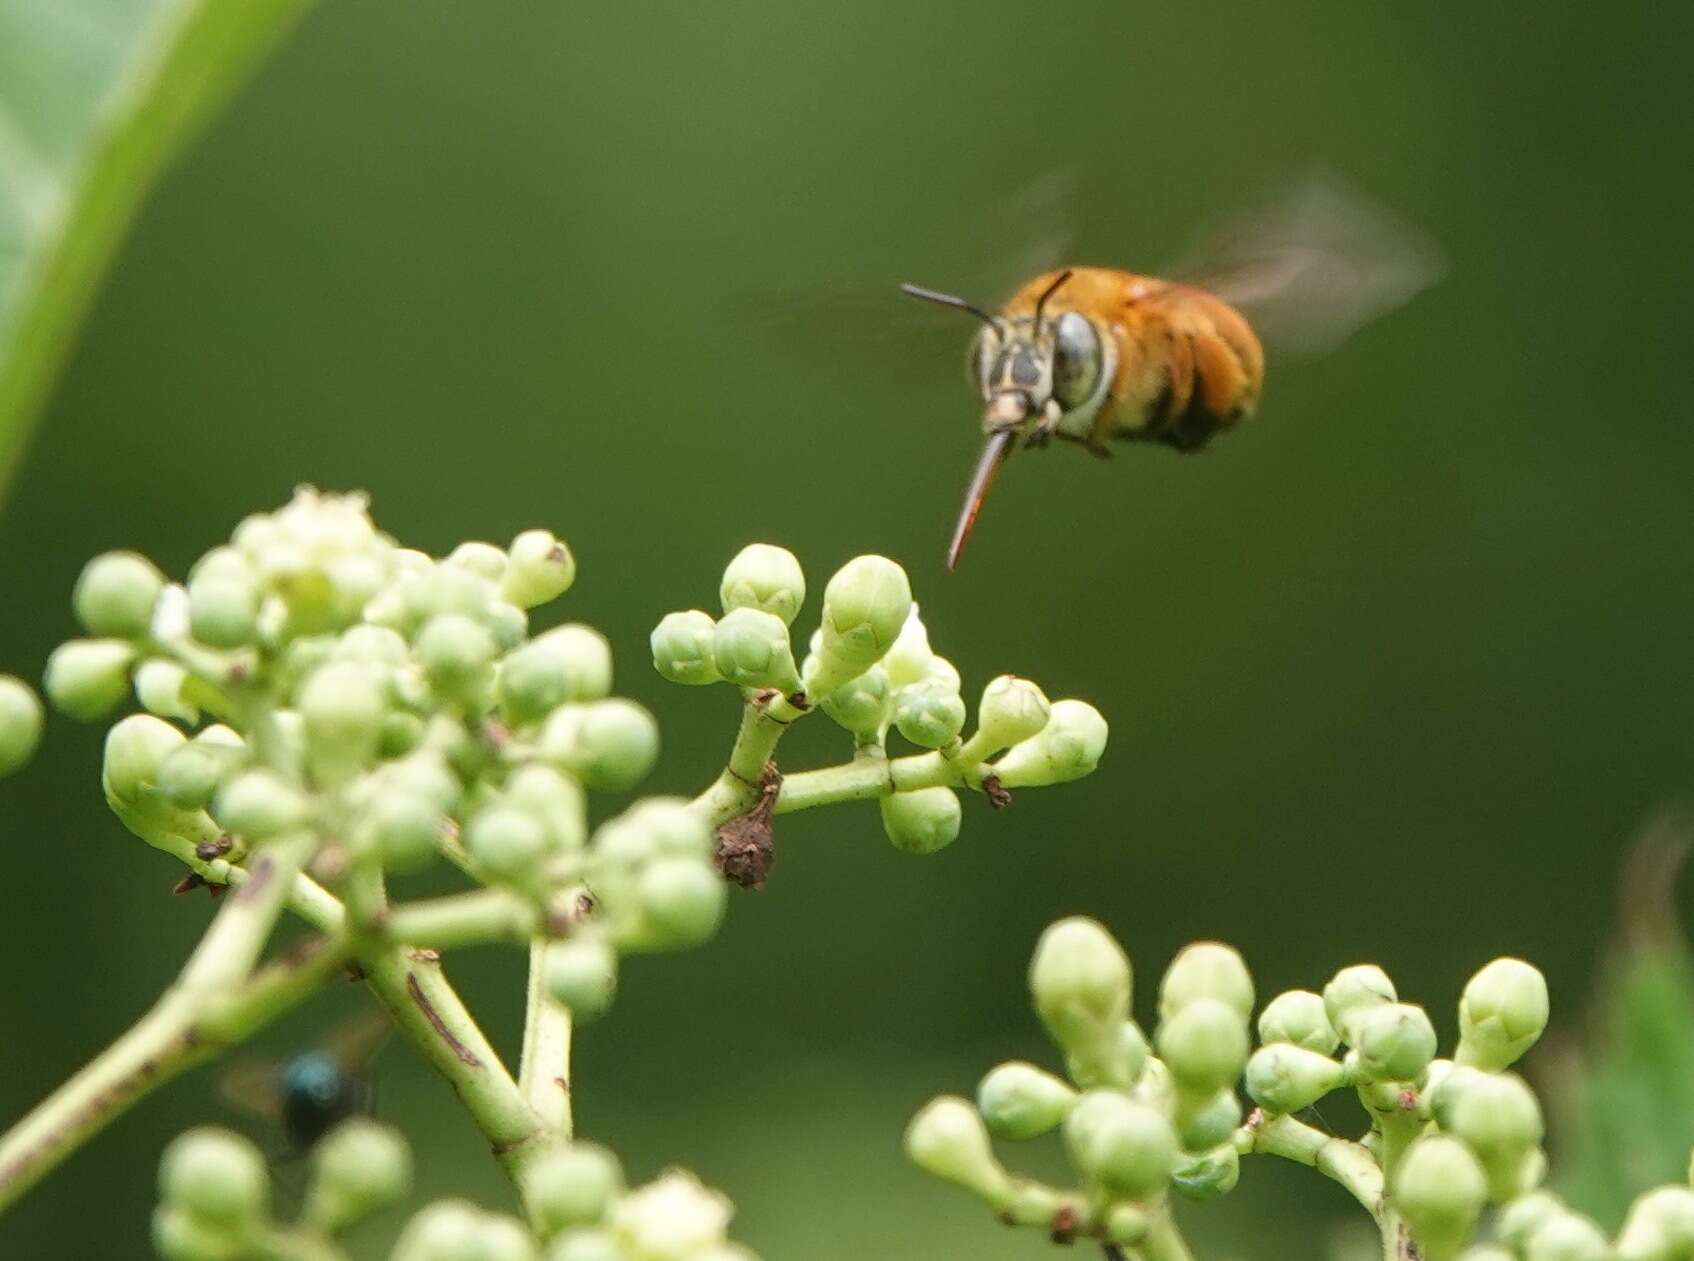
[{"xmin": 900, "ymin": 271, "xmax": 1103, "ymax": 567}]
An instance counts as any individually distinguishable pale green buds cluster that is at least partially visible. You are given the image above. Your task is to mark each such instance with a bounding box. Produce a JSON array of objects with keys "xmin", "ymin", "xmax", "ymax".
[
  {"xmin": 303, "ymin": 1118, "xmax": 412, "ymax": 1234},
  {"xmin": 535, "ymin": 1164, "xmax": 760, "ymax": 1261},
  {"xmin": 392, "ymin": 1200, "xmax": 540, "ymax": 1261},
  {"xmin": 0, "ymin": 674, "xmax": 42, "ymax": 777},
  {"xmin": 652, "ymin": 548, "xmax": 1106, "ymax": 859}
]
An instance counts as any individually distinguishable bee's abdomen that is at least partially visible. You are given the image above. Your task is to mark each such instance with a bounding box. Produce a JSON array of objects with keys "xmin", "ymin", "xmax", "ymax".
[{"xmin": 1109, "ymin": 284, "xmax": 1265, "ymax": 453}]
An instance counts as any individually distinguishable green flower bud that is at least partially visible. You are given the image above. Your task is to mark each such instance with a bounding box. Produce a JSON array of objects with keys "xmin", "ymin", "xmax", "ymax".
[
  {"xmin": 401, "ymin": 564, "xmax": 494, "ymax": 627},
  {"xmin": 1498, "ymin": 1191, "xmax": 1567, "ymax": 1252},
  {"xmin": 1443, "ymin": 1072, "xmax": 1544, "ymax": 1201},
  {"xmin": 651, "ymin": 610, "xmax": 720, "ymax": 686},
  {"xmin": 545, "ymin": 936, "xmax": 618, "ymax": 1020},
  {"xmin": 134, "ymin": 660, "xmax": 199, "ymax": 724},
  {"xmin": 0, "ymin": 675, "xmax": 43, "ymax": 777},
  {"xmin": 821, "ymin": 665, "xmax": 890, "ymax": 739},
  {"xmin": 881, "ymin": 607, "xmax": 935, "ymax": 688},
  {"xmin": 468, "ymin": 807, "xmax": 548, "ymax": 888},
  {"xmin": 1103, "ymin": 1203, "xmax": 1151, "ymax": 1245},
  {"xmin": 188, "ymin": 568, "xmax": 261, "ymax": 649},
  {"xmin": 904, "ymin": 1096, "xmax": 1012, "ymax": 1206},
  {"xmin": 392, "ymin": 1200, "xmax": 485, "ymax": 1261},
  {"xmin": 532, "ymin": 625, "xmax": 614, "ymax": 702},
  {"xmin": 719, "ymin": 543, "xmax": 806, "ymax": 626},
  {"xmin": 548, "ymin": 1230, "xmax": 623, "ymax": 1261},
  {"xmin": 497, "ymin": 639, "xmax": 578, "ymax": 724},
  {"xmin": 306, "ymin": 1118, "xmax": 411, "ymax": 1231},
  {"xmin": 159, "ymin": 1126, "xmax": 268, "ymax": 1228},
  {"xmin": 1063, "ymin": 1090, "xmax": 1179, "ymax": 1198},
  {"xmin": 298, "ymin": 662, "xmax": 387, "ymax": 768},
  {"xmin": 358, "ymin": 787, "xmax": 444, "ymax": 873},
  {"xmin": 1158, "ymin": 941, "xmax": 1254, "ymax": 1023},
  {"xmin": 416, "ymin": 613, "xmax": 498, "ymax": 705},
  {"xmin": 1525, "ymin": 1213, "xmax": 1609, "ymax": 1261},
  {"xmin": 1173, "ymin": 1143, "xmax": 1242, "ymax": 1201},
  {"xmin": 1067, "ymin": 1018, "xmax": 1151, "ymax": 1091},
  {"xmin": 447, "ymin": 541, "xmax": 508, "ymax": 582},
  {"xmin": 485, "ymin": 601, "xmax": 529, "ymax": 654},
  {"xmin": 609, "ymin": 1170, "xmax": 733, "ymax": 1260},
  {"xmin": 1030, "ymin": 917, "xmax": 1132, "ymax": 1051},
  {"xmin": 381, "ymin": 711, "xmax": 426, "ymax": 758},
  {"xmin": 542, "ymin": 700, "xmax": 660, "ymax": 792},
  {"xmin": 503, "ymin": 529, "xmax": 577, "ymax": 608},
  {"xmin": 103, "ymin": 714, "xmax": 187, "ymax": 805},
  {"xmin": 879, "ymin": 786, "xmax": 962, "ymax": 855},
  {"xmin": 804, "ymin": 555, "xmax": 912, "ymax": 698},
  {"xmin": 44, "ymin": 638, "xmax": 135, "ymax": 719},
  {"xmin": 1156, "ymin": 998, "xmax": 1251, "ymax": 1092},
  {"xmin": 1245, "ymin": 1044, "xmax": 1348, "ymax": 1114},
  {"xmin": 325, "ymin": 553, "xmax": 389, "ymax": 628},
  {"xmin": 214, "ymin": 769, "xmax": 309, "ymax": 840},
  {"xmin": 712, "ymin": 607, "xmax": 800, "ymax": 692},
  {"xmin": 1180, "ymin": 1088, "xmax": 1244, "ymax": 1150},
  {"xmin": 152, "ymin": 1205, "xmax": 243, "ymax": 1261},
  {"xmin": 598, "ymin": 797, "xmax": 712, "ymax": 865},
  {"xmin": 1324, "ymin": 964, "xmax": 1397, "ymax": 1046},
  {"xmin": 506, "ymin": 764, "xmax": 587, "ymax": 852},
  {"xmin": 156, "ymin": 728, "xmax": 244, "ymax": 810},
  {"xmin": 528, "ymin": 1142, "xmax": 625, "ymax": 1235},
  {"xmin": 966, "ymin": 675, "xmax": 1050, "ymax": 756},
  {"xmin": 635, "ymin": 857, "xmax": 728, "ymax": 949},
  {"xmin": 977, "ymin": 1061, "xmax": 1077, "ymax": 1140},
  {"xmin": 1395, "ymin": 1136, "xmax": 1487, "ymax": 1261},
  {"xmin": 477, "ymin": 1214, "xmax": 541, "ymax": 1261},
  {"xmin": 892, "ymin": 679, "xmax": 967, "ymax": 749},
  {"xmin": 74, "ymin": 550, "xmax": 165, "ymax": 638},
  {"xmin": 1354, "ymin": 1002, "xmax": 1438, "ymax": 1082},
  {"xmin": 990, "ymin": 698, "xmax": 1108, "ymax": 788},
  {"xmin": 1457, "ymin": 958, "xmax": 1549, "ymax": 1071},
  {"xmin": 1616, "ymin": 1187, "xmax": 1694, "ymax": 1259},
  {"xmin": 1258, "ymin": 989, "xmax": 1340, "ymax": 1055}
]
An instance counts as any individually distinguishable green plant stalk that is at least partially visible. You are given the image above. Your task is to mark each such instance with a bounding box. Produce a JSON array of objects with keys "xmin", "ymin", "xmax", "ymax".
[
  {"xmin": 1140, "ymin": 1213, "xmax": 1197, "ymax": 1261},
  {"xmin": 518, "ymin": 938, "xmax": 575, "ymax": 1136},
  {"xmin": 0, "ymin": 0, "xmax": 316, "ymax": 489},
  {"xmin": 773, "ymin": 749, "xmax": 984, "ymax": 813},
  {"xmin": 384, "ymin": 887, "xmax": 543, "ymax": 950},
  {"xmin": 1241, "ymin": 1113, "xmax": 1384, "ymax": 1214}
]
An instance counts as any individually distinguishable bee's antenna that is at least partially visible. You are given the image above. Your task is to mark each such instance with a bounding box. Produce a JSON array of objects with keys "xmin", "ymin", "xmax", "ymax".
[
  {"xmin": 899, "ymin": 282, "xmax": 999, "ymax": 330},
  {"xmin": 1031, "ymin": 268, "xmax": 1073, "ymax": 335}
]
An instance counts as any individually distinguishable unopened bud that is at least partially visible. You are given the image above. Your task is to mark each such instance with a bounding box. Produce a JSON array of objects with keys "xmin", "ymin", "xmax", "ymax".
[
  {"xmin": 503, "ymin": 530, "xmax": 577, "ymax": 609},
  {"xmin": 527, "ymin": 1142, "xmax": 625, "ymax": 1235},
  {"xmin": 1258, "ymin": 989, "xmax": 1340, "ymax": 1055},
  {"xmin": 650, "ymin": 610, "xmax": 720, "ymax": 686},
  {"xmin": 416, "ymin": 613, "xmax": 498, "ymax": 706},
  {"xmin": 977, "ymin": 1061, "xmax": 1077, "ymax": 1140},
  {"xmin": 1063, "ymin": 1090, "xmax": 1178, "ymax": 1198},
  {"xmin": 1442, "ymin": 1072, "xmax": 1543, "ymax": 1201},
  {"xmin": 804, "ymin": 555, "xmax": 912, "ymax": 698},
  {"xmin": 879, "ymin": 787, "xmax": 962, "ymax": 855},
  {"xmin": 214, "ymin": 769, "xmax": 309, "ymax": 840},
  {"xmin": 135, "ymin": 660, "xmax": 199, "ymax": 724},
  {"xmin": 541, "ymin": 700, "xmax": 660, "ymax": 792},
  {"xmin": 1524, "ymin": 1214, "xmax": 1608, "ymax": 1261},
  {"xmin": 1354, "ymin": 1003, "xmax": 1438, "ymax": 1082},
  {"xmin": 299, "ymin": 662, "xmax": 387, "ymax": 769},
  {"xmin": 713, "ymin": 608, "xmax": 800, "ymax": 692},
  {"xmin": 881, "ymin": 608, "xmax": 936, "ymax": 688},
  {"xmin": 1457, "ymin": 958, "xmax": 1549, "ymax": 1071},
  {"xmin": 159, "ymin": 1127, "xmax": 268, "ymax": 1228},
  {"xmin": 189, "ymin": 568, "xmax": 261, "ymax": 648},
  {"xmin": 468, "ymin": 807, "xmax": 547, "ymax": 888},
  {"xmin": 892, "ymin": 679, "xmax": 966, "ymax": 749},
  {"xmin": 635, "ymin": 856, "xmax": 728, "ymax": 949},
  {"xmin": 1179, "ymin": 1087, "xmax": 1244, "ymax": 1151},
  {"xmin": 719, "ymin": 543, "xmax": 805, "ymax": 626},
  {"xmin": 446, "ymin": 541, "xmax": 507, "ymax": 583},
  {"xmin": 44, "ymin": 639, "xmax": 135, "ymax": 719},
  {"xmin": 964, "ymin": 675, "xmax": 1049, "ymax": 759},
  {"xmin": 306, "ymin": 1118, "xmax": 411, "ymax": 1232},
  {"xmin": 905, "ymin": 1097, "xmax": 1012, "ymax": 1206},
  {"xmin": 991, "ymin": 698, "xmax": 1108, "ymax": 788},
  {"xmin": 1324, "ymin": 964, "xmax": 1397, "ymax": 1046},
  {"xmin": 1395, "ymin": 1136, "xmax": 1487, "ymax": 1261},
  {"xmin": 545, "ymin": 936, "xmax": 618, "ymax": 1020},
  {"xmin": 0, "ymin": 675, "xmax": 43, "ymax": 777},
  {"xmin": 75, "ymin": 551, "xmax": 165, "ymax": 638},
  {"xmin": 1156, "ymin": 998, "xmax": 1250, "ymax": 1093},
  {"xmin": 1173, "ymin": 1143, "xmax": 1242, "ymax": 1201},
  {"xmin": 1029, "ymin": 917, "xmax": 1132, "ymax": 1050},
  {"xmin": 1616, "ymin": 1187, "xmax": 1694, "ymax": 1260},
  {"xmin": 1159, "ymin": 941, "xmax": 1254, "ymax": 1023},
  {"xmin": 609, "ymin": 1170, "xmax": 733, "ymax": 1260},
  {"xmin": 103, "ymin": 714, "xmax": 187, "ymax": 805},
  {"xmin": 1245, "ymin": 1044, "xmax": 1347, "ymax": 1115},
  {"xmin": 820, "ymin": 666, "xmax": 890, "ymax": 739}
]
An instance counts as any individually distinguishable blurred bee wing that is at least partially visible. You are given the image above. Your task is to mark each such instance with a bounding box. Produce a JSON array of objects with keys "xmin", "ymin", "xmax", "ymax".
[
  {"xmin": 218, "ymin": 1058, "xmax": 286, "ymax": 1123},
  {"xmin": 322, "ymin": 1006, "xmax": 393, "ymax": 1071},
  {"xmin": 730, "ymin": 166, "xmax": 1083, "ymax": 373},
  {"xmin": 1164, "ymin": 167, "xmax": 1445, "ymax": 358}
]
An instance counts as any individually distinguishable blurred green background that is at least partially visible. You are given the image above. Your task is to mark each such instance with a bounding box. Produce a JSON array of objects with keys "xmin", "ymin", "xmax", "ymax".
[{"xmin": 2, "ymin": 2, "xmax": 1692, "ymax": 1256}]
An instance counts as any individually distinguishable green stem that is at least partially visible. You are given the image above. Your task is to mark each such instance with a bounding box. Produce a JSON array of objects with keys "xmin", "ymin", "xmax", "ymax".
[
  {"xmin": 1243, "ymin": 1113, "xmax": 1384, "ymax": 1214},
  {"xmin": 384, "ymin": 887, "xmax": 543, "ymax": 950},
  {"xmin": 692, "ymin": 694, "xmax": 801, "ymax": 824},
  {"xmin": 774, "ymin": 749, "xmax": 986, "ymax": 813},
  {"xmin": 1141, "ymin": 1212, "xmax": 1196, "ymax": 1261},
  {"xmin": 0, "ymin": 932, "xmax": 351, "ymax": 1215},
  {"xmin": 518, "ymin": 938, "xmax": 573, "ymax": 1136}
]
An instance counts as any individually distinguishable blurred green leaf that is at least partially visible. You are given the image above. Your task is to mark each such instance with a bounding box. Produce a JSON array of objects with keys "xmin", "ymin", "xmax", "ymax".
[
  {"xmin": 0, "ymin": 0, "xmax": 311, "ymax": 493},
  {"xmin": 1550, "ymin": 807, "xmax": 1694, "ymax": 1225}
]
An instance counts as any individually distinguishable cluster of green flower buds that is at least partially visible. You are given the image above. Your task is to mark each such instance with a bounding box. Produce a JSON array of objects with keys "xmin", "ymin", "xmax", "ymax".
[
  {"xmin": 392, "ymin": 1152, "xmax": 758, "ymax": 1261},
  {"xmin": 652, "ymin": 544, "xmax": 1106, "ymax": 855},
  {"xmin": 31, "ymin": 491, "xmax": 743, "ymax": 1001},
  {"xmin": 906, "ymin": 918, "xmax": 1254, "ymax": 1247},
  {"xmin": 153, "ymin": 1119, "xmax": 410, "ymax": 1260}
]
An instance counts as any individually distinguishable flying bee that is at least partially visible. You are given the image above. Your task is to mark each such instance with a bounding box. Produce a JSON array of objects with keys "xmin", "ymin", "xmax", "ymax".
[
  {"xmin": 902, "ymin": 172, "xmax": 1443, "ymax": 567},
  {"xmin": 219, "ymin": 1008, "xmax": 390, "ymax": 1151}
]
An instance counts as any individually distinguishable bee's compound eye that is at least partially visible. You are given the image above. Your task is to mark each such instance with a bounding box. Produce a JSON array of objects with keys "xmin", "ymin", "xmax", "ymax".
[
  {"xmin": 968, "ymin": 327, "xmax": 998, "ymax": 393},
  {"xmin": 1052, "ymin": 312, "xmax": 1101, "ymax": 409}
]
